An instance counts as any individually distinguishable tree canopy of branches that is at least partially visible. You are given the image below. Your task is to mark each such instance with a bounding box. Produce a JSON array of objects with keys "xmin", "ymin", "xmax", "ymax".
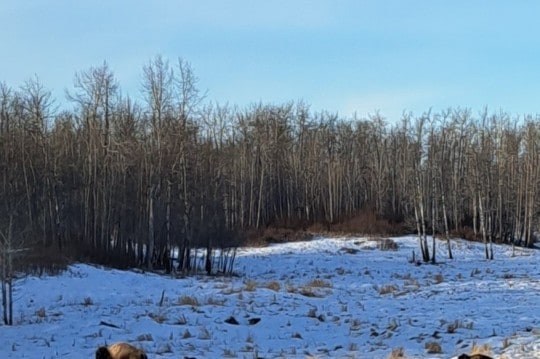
[{"xmin": 1, "ymin": 57, "xmax": 539, "ymax": 274}]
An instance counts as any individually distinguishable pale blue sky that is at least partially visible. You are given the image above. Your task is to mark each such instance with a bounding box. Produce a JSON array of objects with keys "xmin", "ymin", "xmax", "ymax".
[{"xmin": 1, "ymin": 1, "xmax": 540, "ymax": 121}]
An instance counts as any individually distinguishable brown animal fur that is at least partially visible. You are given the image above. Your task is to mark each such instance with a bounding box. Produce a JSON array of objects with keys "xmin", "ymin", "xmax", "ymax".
[
  {"xmin": 95, "ymin": 342, "xmax": 147, "ymax": 359},
  {"xmin": 458, "ymin": 354, "xmax": 493, "ymax": 359}
]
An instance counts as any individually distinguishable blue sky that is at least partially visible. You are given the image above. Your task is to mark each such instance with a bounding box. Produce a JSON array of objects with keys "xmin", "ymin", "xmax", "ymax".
[{"xmin": 1, "ymin": 1, "xmax": 540, "ymax": 121}]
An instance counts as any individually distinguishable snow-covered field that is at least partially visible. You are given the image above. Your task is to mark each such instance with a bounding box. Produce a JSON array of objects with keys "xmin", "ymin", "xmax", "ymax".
[{"xmin": 1, "ymin": 236, "xmax": 539, "ymax": 358}]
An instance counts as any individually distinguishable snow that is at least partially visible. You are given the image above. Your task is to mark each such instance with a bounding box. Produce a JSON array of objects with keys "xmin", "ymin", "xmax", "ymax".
[{"xmin": 0, "ymin": 236, "xmax": 539, "ymax": 358}]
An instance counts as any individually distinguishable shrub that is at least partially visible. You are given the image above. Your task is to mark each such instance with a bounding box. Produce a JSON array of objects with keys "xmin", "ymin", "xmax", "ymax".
[
  {"xmin": 136, "ymin": 333, "xmax": 153, "ymax": 341},
  {"xmin": 296, "ymin": 278, "xmax": 333, "ymax": 298},
  {"xmin": 265, "ymin": 281, "xmax": 281, "ymax": 291},
  {"xmin": 206, "ymin": 297, "xmax": 227, "ymax": 306},
  {"xmin": 244, "ymin": 279, "xmax": 258, "ymax": 292},
  {"xmin": 178, "ymin": 295, "xmax": 199, "ymax": 306},
  {"xmin": 425, "ymin": 341, "xmax": 442, "ymax": 354},
  {"xmin": 306, "ymin": 278, "xmax": 332, "ymax": 288},
  {"xmin": 156, "ymin": 343, "xmax": 172, "ymax": 354},
  {"xmin": 388, "ymin": 347, "xmax": 407, "ymax": 358},
  {"xmin": 450, "ymin": 226, "xmax": 478, "ymax": 242},
  {"xmin": 198, "ymin": 327, "xmax": 211, "ymax": 340},
  {"xmin": 447, "ymin": 320, "xmax": 459, "ymax": 333},
  {"xmin": 245, "ymin": 227, "xmax": 313, "ymax": 246},
  {"xmin": 447, "ymin": 319, "xmax": 474, "ymax": 333},
  {"xmin": 433, "ymin": 273, "xmax": 445, "ymax": 284},
  {"xmin": 286, "ymin": 285, "xmax": 297, "ymax": 294},
  {"xmin": 17, "ymin": 245, "xmax": 70, "ymax": 276},
  {"xmin": 35, "ymin": 307, "xmax": 46, "ymax": 318},
  {"xmin": 471, "ymin": 342, "xmax": 492, "ymax": 356},
  {"xmin": 307, "ymin": 308, "xmax": 317, "ymax": 318},
  {"xmin": 299, "ymin": 287, "xmax": 320, "ymax": 297},
  {"xmin": 175, "ymin": 314, "xmax": 188, "ymax": 325},
  {"xmin": 350, "ymin": 318, "xmax": 362, "ymax": 331},
  {"xmin": 378, "ymin": 238, "xmax": 399, "ymax": 251},
  {"xmin": 328, "ymin": 209, "xmax": 403, "ymax": 235},
  {"xmin": 378, "ymin": 284, "xmax": 399, "ymax": 295},
  {"xmin": 148, "ymin": 312, "xmax": 167, "ymax": 324}
]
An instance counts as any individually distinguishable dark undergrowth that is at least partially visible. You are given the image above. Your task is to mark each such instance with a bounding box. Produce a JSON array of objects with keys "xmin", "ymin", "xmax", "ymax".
[
  {"xmin": 14, "ymin": 245, "xmax": 71, "ymax": 277},
  {"xmin": 12, "ymin": 210, "xmax": 536, "ymax": 277},
  {"xmin": 244, "ymin": 209, "xmax": 405, "ymax": 246}
]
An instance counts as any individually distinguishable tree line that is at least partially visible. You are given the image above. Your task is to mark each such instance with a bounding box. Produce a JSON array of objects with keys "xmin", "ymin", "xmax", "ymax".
[{"xmin": 1, "ymin": 56, "xmax": 539, "ymax": 277}]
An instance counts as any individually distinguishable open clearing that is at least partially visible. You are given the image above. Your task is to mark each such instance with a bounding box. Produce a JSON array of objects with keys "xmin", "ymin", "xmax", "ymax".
[{"xmin": 0, "ymin": 236, "xmax": 539, "ymax": 358}]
